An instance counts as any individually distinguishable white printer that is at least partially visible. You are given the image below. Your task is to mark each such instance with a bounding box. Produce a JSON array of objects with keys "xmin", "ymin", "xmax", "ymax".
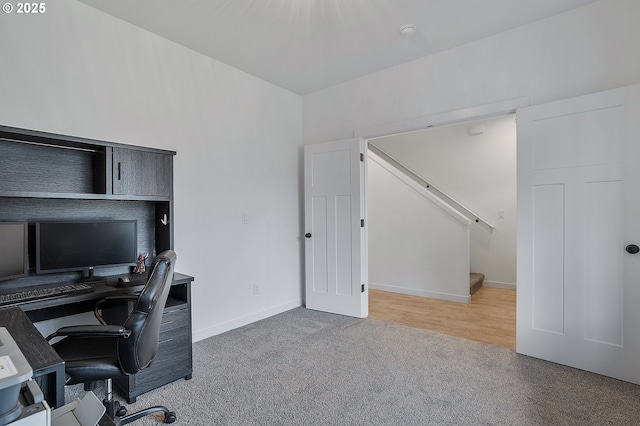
[
  {"xmin": 0, "ymin": 327, "xmax": 106, "ymax": 426},
  {"xmin": 0, "ymin": 327, "xmax": 49, "ymax": 426}
]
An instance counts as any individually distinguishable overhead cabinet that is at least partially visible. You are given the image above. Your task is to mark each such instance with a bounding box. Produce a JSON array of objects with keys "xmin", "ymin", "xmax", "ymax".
[
  {"xmin": 112, "ymin": 147, "xmax": 172, "ymax": 197},
  {"xmin": 0, "ymin": 128, "xmax": 173, "ymax": 200}
]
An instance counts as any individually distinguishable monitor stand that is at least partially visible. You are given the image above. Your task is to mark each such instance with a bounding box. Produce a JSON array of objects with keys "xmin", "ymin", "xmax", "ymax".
[{"xmin": 77, "ymin": 267, "xmax": 107, "ymax": 284}]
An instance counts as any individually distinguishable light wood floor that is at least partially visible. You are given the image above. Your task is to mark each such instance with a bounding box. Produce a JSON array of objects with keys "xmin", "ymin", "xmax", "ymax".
[{"xmin": 369, "ymin": 287, "xmax": 516, "ymax": 350}]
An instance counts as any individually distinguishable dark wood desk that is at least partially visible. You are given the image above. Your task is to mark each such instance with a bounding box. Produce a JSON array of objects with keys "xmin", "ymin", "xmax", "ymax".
[
  {"xmin": 0, "ymin": 306, "xmax": 65, "ymax": 408},
  {"xmin": 0, "ymin": 272, "xmax": 193, "ymax": 406}
]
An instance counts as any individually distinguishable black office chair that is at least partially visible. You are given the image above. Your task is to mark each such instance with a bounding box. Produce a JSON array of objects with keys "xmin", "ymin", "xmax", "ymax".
[{"xmin": 47, "ymin": 250, "xmax": 178, "ymax": 425}]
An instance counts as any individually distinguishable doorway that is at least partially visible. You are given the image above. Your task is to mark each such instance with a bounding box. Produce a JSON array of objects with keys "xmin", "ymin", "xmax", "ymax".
[
  {"xmin": 364, "ymin": 114, "xmax": 517, "ymax": 349},
  {"xmin": 304, "ymin": 98, "xmax": 526, "ymax": 341}
]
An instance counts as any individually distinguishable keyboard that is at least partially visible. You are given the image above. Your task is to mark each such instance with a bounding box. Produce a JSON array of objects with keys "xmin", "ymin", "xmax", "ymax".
[{"xmin": 0, "ymin": 283, "xmax": 94, "ymax": 306}]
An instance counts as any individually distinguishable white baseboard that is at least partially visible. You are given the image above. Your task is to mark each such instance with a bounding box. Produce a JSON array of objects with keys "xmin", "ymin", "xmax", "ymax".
[
  {"xmin": 369, "ymin": 282, "xmax": 470, "ymax": 304},
  {"xmin": 483, "ymin": 281, "xmax": 516, "ymax": 290},
  {"xmin": 192, "ymin": 298, "xmax": 302, "ymax": 342}
]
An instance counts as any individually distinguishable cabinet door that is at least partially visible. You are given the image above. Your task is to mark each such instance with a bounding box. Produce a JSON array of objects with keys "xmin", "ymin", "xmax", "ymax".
[{"xmin": 113, "ymin": 148, "xmax": 172, "ymax": 197}]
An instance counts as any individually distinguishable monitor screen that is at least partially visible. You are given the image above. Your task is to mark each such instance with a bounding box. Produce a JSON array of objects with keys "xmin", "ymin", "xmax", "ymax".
[
  {"xmin": 0, "ymin": 221, "xmax": 28, "ymax": 281},
  {"xmin": 36, "ymin": 220, "xmax": 137, "ymax": 275}
]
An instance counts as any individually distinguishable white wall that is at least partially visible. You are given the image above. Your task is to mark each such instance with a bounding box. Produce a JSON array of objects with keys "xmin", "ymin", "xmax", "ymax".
[
  {"xmin": 302, "ymin": 0, "xmax": 640, "ymax": 145},
  {"xmin": 373, "ymin": 115, "xmax": 517, "ymax": 288},
  {"xmin": 0, "ymin": 0, "xmax": 303, "ymax": 341},
  {"xmin": 368, "ymin": 153, "xmax": 471, "ymax": 302}
]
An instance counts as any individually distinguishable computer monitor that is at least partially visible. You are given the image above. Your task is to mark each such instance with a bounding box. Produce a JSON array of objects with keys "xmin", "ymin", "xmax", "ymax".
[
  {"xmin": 36, "ymin": 219, "xmax": 137, "ymax": 277},
  {"xmin": 0, "ymin": 221, "xmax": 28, "ymax": 281}
]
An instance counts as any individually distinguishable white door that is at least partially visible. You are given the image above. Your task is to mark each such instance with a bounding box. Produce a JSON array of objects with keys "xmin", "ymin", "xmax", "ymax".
[
  {"xmin": 517, "ymin": 84, "xmax": 640, "ymax": 384},
  {"xmin": 304, "ymin": 138, "xmax": 368, "ymax": 318}
]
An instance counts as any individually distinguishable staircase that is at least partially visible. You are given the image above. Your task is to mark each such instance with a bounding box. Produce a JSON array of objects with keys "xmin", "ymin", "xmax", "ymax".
[{"xmin": 470, "ymin": 273, "xmax": 485, "ymax": 295}]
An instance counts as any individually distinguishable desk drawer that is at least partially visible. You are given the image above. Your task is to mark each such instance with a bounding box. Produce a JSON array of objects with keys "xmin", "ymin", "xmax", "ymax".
[
  {"xmin": 114, "ymin": 324, "xmax": 192, "ymax": 403},
  {"xmin": 132, "ymin": 327, "xmax": 191, "ymax": 393},
  {"xmin": 160, "ymin": 305, "xmax": 189, "ymax": 333},
  {"xmin": 159, "ymin": 324, "xmax": 190, "ymax": 344},
  {"xmin": 158, "ymin": 324, "xmax": 191, "ymax": 352},
  {"xmin": 111, "ymin": 288, "xmax": 193, "ymax": 403}
]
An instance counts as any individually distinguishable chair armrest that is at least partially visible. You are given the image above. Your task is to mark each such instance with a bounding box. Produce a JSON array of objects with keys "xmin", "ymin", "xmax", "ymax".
[
  {"xmin": 46, "ymin": 325, "xmax": 131, "ymax": 341},
  {"xmin": 94, "ymin": 295, "xmax": 139, "ymax": 325}
]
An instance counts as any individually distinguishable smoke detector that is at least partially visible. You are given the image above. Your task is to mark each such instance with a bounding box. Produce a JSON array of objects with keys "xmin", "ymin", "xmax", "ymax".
[{"xmin": 400, "ymin": 24, "xmax": 416, "ymax": 38}]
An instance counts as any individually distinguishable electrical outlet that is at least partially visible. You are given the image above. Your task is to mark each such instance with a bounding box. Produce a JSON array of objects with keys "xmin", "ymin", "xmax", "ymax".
[
  {"xmin": 498, "ymin": 210, "xmax": 505, "ymax": 219},
  {"xmin": 253, "ymin": 283, "xmax": 260, "ymax": 295},
  {"xmin": 242, "ymin": 211, "xmax": 249, "ymax": 224}
]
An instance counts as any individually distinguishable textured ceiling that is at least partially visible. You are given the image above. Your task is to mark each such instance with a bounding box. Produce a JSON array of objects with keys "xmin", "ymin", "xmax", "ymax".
[{"xmin": 79, "ymin": 0, "xmax": 598, "ymax": 95}]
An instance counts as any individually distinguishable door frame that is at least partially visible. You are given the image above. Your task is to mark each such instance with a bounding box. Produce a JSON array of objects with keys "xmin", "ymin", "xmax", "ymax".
[
  {"xmin": 351, "ymin": 96, "xmax": 528, "ymax": 318},
  {"xmin": 354, "ymin": 97, "xmax": 529, "ymax": 141},
  {"xmin": 302, "ymin": 98, "xmax": 527, "ymax": 318}
]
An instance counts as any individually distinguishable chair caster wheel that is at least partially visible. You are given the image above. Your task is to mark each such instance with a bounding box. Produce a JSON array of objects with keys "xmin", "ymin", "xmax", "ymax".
[
  {"xmin": 164, "ymin": 412, "xmax": 176, "ymax": 423},
  {"xmin": 116, "ymin": 406, "xmax": 127, "ymax": 417}
]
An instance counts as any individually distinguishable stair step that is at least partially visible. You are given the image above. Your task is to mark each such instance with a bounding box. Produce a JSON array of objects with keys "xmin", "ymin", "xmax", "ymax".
[{"xmin": 470, "ymin": 273, "xmax": 485, "ymax": 295}]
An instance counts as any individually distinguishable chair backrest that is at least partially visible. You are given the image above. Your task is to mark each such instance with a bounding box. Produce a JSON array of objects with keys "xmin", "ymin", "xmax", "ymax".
[{"xmin": 118, "ymin": 250, "xmax": 177, "ymax": 374}]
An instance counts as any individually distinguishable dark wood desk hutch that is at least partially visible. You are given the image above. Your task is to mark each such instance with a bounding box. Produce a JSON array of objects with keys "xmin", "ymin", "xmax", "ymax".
[{"xmin": 0, "ymin": 125, "xmax": 193, "ymax": 404}]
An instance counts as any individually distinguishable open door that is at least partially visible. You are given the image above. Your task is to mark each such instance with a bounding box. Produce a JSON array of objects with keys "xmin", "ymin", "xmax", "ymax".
[
  {"xmin": 517, "ymin": 84, "xmax": 640, "ymax": 384},
  {"xmin": 304, "ymin": 138, "xmax": 368, "ymax": 318}
]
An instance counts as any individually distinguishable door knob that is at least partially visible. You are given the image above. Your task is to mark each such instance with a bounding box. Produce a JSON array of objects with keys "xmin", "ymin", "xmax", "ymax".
[
  {"xmin": 626, "ymin": 244, "xmax": 639, "ymax": 254},
  {"xmin": 305, "ymin": 233, "xmax": 312, "ymax": 238}
]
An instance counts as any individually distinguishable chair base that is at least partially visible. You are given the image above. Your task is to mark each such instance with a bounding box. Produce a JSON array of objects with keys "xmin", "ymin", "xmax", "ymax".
[
  {"xmin": 104, "ymin": 397, "xmax": 176, "ymax": 425},
  {"xmin": 101, "ymin": 379, "xmax": 176, "ymax": 425},
  {"xmin": 120, "ymin": 406, "xmax": 176, "ymax": 424}
]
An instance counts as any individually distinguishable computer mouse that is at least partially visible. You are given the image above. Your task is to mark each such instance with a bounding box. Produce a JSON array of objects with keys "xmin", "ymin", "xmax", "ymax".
[{"xmin": 115, "ymin": 276, "xmax": 132, "ymax": 288}]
